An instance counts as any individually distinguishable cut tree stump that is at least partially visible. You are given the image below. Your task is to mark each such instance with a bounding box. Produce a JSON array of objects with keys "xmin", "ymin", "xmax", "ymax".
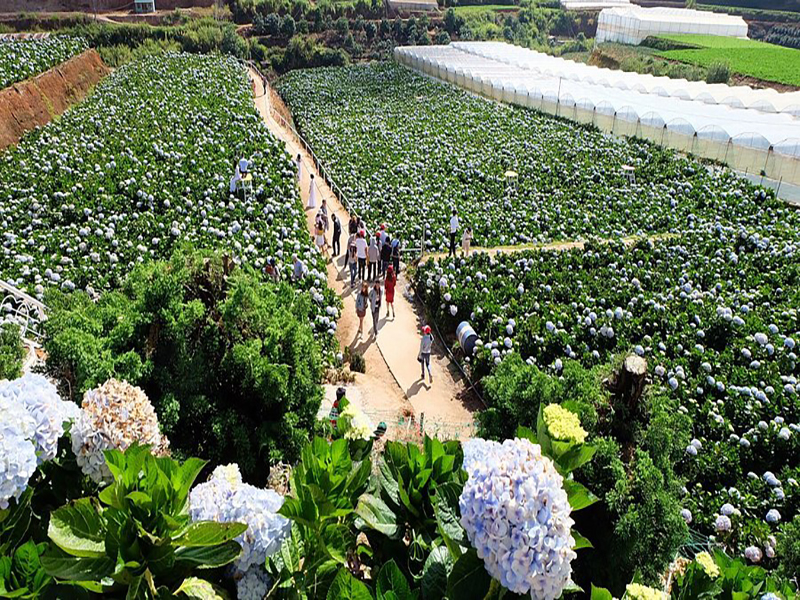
[{"xmin": 609, "ymin": 354, "xmax": 647, "ymax": 410}]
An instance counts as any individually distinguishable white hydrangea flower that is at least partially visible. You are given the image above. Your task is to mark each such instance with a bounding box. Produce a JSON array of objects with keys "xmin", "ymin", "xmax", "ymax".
[
  {"xmin": 0, "ymin": 373, "xmax": 80, "ymax": 464},
  {"xmin": 71, "ymin": 379, "xmax": 169, "ymax": 484},
  {"xmin": 459, "ymin": 438, "xmax": 575, "ymax": 600},
  {"xmin": 236, "ymin": 564, "xmax": 271, "ymax": 600},
  {"xmin": 0, "ymin": 425, "xmax": 38, "ymax": 510}
]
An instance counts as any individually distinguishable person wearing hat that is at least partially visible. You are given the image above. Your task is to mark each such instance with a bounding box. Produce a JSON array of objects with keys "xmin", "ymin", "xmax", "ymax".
[
  {"xmin": 379, "ymin": 224, "xmax": 389, "ymax": 247},
  {"xmin": 355, "ymin": 230, "xmax": 368, "ymax": 281},
  {"xmin": 418, "ymin": 325, "xmax": 434, "ymax": 383}
]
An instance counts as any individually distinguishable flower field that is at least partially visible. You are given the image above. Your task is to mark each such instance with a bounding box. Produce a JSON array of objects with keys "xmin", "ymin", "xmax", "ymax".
[
  {"xmin": 0, "ymin": 36, "xmax": 87, "ymax": 89},
  {"xmin": 416, "ymin": 224, "xmax": 799, "ymax": 555},
  {"xmin": 276, "ymin": 63, "xmax": 780, "ymax": 252},
  {"xmin": 0, "ymin": 53, "xmax": 325, "ymax": 296}
]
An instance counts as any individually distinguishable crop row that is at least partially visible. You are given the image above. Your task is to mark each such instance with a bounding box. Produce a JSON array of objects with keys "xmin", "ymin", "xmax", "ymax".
[
  {"xmin": 276, "ymin": 62, "xmax": 782, "ymax": 252},
  {"xmin": 416, "ymin": 224, "xmax": 799, "ymax": 553},
  {"xmin": 0, "ymin": 36, "xmax": 87, "ymax": 89}
]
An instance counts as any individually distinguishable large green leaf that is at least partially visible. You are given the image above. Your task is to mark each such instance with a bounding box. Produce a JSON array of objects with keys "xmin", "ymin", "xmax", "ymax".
[
  {"xmin": 445, "ymin": 549, "xmax": 491, "ymax": 600},
  {"xmin": 172, "ymin": 522, "xmax": 247, "ymax": 547},
  {"xmin": 355, "ymin": 495, "xmax": 400, "ymax": 538},
  {"xmin": 421, "ymin": 546, "xmax": 452, "ymax": 600},
  {"xmin": 555, "ymin": 445, "xmax": 596, "ymax": 475},
  {"xmin": 41, "ymin": 548, "xmax": 114, "ymax": 581},
  {"xmin": 376, "ymin": 560, "xmax": 412, "ymax": 600},
  {"xmin": 432, "ymin": 483, "xmax": 465, "ymax": 546},
  {"xmin": 572, "ymin": 531, "xmax": 593, "ymax": 550},
  {"xmin": 325, "ymin": 570, "xmax": 372, "ymax": 600},
  {"xmin": 175, "ymin": 577, "xmax": 230, "ymax": 599},
  {"xmin": 378, "ymin": 461, "xmax": 401, "ymax": 509},
  {"xmin": 590, "ymin": 584, "xmax": 613, "ymax": 600},
  {"xmin": 562, "ymin": 480, "xmax": 599, "ymax": 511},
  {"xmin": 173, "ymin": 541, "xmax": 242, "ymax": 569},
  {"xmin": 48, "ymin": 499, "xmax": 106, "ymax": 558}
]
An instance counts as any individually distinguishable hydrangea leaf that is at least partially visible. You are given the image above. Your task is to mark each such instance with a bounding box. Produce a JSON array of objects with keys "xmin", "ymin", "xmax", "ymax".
[
  {"xmin": 48, "ymin": 499, "xmax": 106, "ymax": 558},
  {"xmin": 173, "ymin": 540, "xmax": 242, "ymax": 569},
  {"xmin": 325, "ymin": 570, "xmax": 372, "ymax": 600},
  {"xmin": 563, "ymin": 480, "xmax": 599, "ymax": 511},
  {"xmin": 40, "ymin": 547, "xmax": 114, "ymax": 581},
  {"xmin": 376, "ymin": 559, "xmax": 412, "ymax": 600},
  {"xmin": 171, "ymin": 522, "xmax": 248, "ymax": 548},
  {"xmin": 175, "ymin": 576, "xmax": 229, "ymax": 599},
  {"xmin": 422, "ymin": 546, "xmax": 452, "ymax": 600},
  {"xmin": 355, "ymin": 494, "xmax": 400, "ymax": 539},
  {"xmin": 445, "ymin": 549, "xmax": 491, "ymax": 600}
]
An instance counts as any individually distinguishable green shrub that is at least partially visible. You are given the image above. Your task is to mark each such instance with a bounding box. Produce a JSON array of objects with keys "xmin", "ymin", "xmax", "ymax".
[
  {"xmin": 0, "ymin": 323, "xmax": 25, "ymax": 381},
  {"xmin": 478, "ymin": 354, "xmax": 603, "ymax": 440},
  {"xmin": 42, "ymin": 251, "xmax": 324, "ymax": 482},
  {"xmin": 777, "ymin": 515, "xmax": 800, "ymax": 581},
  {"xmin": 706, "ymin": 60, "xmax": 731, "ymax": 84}
]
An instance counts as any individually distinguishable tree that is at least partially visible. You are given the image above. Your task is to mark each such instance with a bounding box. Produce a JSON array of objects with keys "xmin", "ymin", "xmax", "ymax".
[
  {"xmin": 366, "ymin": 21, "xmax": 377, "ymax": 41},
  {"xmin": 281, "ymin": 14, "xmax": 296, "ymax": 38}
]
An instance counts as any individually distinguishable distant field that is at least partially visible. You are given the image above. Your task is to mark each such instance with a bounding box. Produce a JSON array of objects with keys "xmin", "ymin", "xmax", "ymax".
[
  {"xmin": 452, "ymin": 4, "xmax": 519, "ymax": 14},
  {"xmin": 655, "ymin": 34, "xmax": 800, "ymax": 86}
]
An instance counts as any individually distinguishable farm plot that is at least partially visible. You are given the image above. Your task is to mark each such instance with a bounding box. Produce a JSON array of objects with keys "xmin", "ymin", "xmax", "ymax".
[
  {"xmin": 277, "ymin": 63, "xmax": 782, "ymax": 252},
  {"xmin": 416, "ymin": 224, "xmax": 800, "ymax": 554},
  {"xmin": 0, "ymin": 36, "xmax": 87, "ymax": 89},
  {"xmin": 0, "ymin": 53, "xmax": 329, "ymax": 303},
  {"xmin": 655, "ymin": 34, "xmax": 800, "ymax": 87}
]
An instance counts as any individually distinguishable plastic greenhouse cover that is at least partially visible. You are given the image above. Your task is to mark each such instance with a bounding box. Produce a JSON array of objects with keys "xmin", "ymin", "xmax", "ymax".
[
  {"xmin": 449, "ymin": 42, "xmax": 800, "ymax": 114},
  {"xmin": 396, "ymin": 44, "xmax": 800, "ymax": 148}
]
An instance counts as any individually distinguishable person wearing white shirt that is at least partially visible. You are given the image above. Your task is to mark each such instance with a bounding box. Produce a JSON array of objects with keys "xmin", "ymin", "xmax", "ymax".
[
  {"xmin": 295, "ymin": 153, "xmax": 302, "ymax": 182},
  {"xmin": 355, "ymin": 231, "xmax": 368, "ymax": 280},
  {"xmin": 448, "ymin": 209, "xmax": 459, "ymax": 258},
  {"xmin": 238, "ymin": 157, "xmax": 250, "ymax": 176}
]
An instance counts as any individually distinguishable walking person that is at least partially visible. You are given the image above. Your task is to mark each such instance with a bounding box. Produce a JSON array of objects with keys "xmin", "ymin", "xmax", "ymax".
[
  {"xmin": 347, "ymin": 235, "xmax": 358, "ymax": 287},
  {"xmin": 462, "ymin": 226, "xmax": 473, "ymax": 257},
  {"xmin": 307, "ymin": 173, "xmax": 317, "ymax": 209},
  {"xmin": 369, "ymin": 281, "xmax": 382, "ymax": 336},
  {"xmin": 348, "ymin": 215, "xmax": 358, "ymax": 236},
  {"xmin": 332, "ymin": 214, "xmax": 342, "ymax": 257},
  {"xmin": 295, "ymin": 153, "xmax": 302, "ymax": 182},
  {"xmin": 384, "ymin": 265, "xmax": 396, "ymax": 318},
  {"xmin": 356, "ymin": 230, "xmax": 367, "ymax": 281},
  {"xmin": 355, "ymin": 283, "xmax": 369, "ymax": 337},
  {"xmin": 380, "ymin": 236, "xmax": 392, "ymax": 278},
  {"xmin": 367, "ymin": 235, "xmax": 379, "ymax": 282},
  {"xmin": 391, "ymin": 238, "xmax": 401, "ymax": 275},
  {"xmin": 448, "ymin": 208, "xmax": 459, "ymax": 258},
  {"xmin": 315, "ymin": 217, "xmax": 327, "ymax": 257},
  {"xmin": 418, "ymin": 325, "xmax": 434, "ymax": 383}
]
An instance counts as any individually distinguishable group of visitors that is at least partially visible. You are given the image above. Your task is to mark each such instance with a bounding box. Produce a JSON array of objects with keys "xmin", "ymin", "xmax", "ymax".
[
  {"xmin": 346, "ymin": 218, "xmax": 400, "ymax": 337},
  {"xmin": 297, "ymin": 151, "xmax": 437, "ymax": 385}
]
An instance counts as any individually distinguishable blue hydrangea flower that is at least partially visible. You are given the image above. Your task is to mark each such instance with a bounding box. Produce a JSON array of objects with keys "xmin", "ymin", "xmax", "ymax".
[
  {"xmin": 459, "ymin": 438, "xmax": 575, "ymax": 600},
  {"xmin": 714, "ymin": 515, "xmax": 732, "ymax": 532},
  {"xmin": 0, "ymin": 373, "xmax": 80, "ymax": 464},
  {"xmin": 190, "ymin": 464, "xmax": 291, "ymax": 574},
  {"xmin": 236, "ymin": 564, "xmax": 271, "ymax": 600},
  {"xmin": 765, "ymin": 509, "xmax": 781, "ymax": 524},
  {"xmin": 720, "ymin": 503, "xmax": 735, "ymax": 516},
  {"xmin": 0, "ymin": 426, "xmax": 38, "ymax": 510},
  {"xmin": 680, "ymin": 509, "xmax": 692, "ymax": 524}
]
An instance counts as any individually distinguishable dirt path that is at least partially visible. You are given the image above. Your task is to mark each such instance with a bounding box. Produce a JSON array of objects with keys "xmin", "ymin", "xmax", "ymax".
[
  {"xmin": 420, "ymin": 233, "xmax": 676, "ymax": 263},
  {"xmin": 250, "ymin": 71, "xmax": 478, "ymax": 440}
]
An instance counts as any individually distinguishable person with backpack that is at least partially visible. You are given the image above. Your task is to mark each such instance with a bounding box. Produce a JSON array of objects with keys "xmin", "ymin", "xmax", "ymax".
[{"xmin": 418, "ymin": 325, "xmax": 434, "ymax": 383}]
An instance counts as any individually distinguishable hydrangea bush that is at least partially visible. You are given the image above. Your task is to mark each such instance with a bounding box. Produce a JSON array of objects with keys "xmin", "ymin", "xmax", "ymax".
[
  {"xmin": 459, "ymin": 437, "xmax": 576, "ymax": 599},
  {"xmin": 0, "ymin": 36, "xmax": 87, "ymax": 89},
  {"xmin": 0, "ymin": 373, "xmax": 78, "ymax": 508}
]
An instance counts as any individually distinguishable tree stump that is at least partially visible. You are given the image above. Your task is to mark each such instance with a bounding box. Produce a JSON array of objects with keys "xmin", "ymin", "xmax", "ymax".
[{"xmin": 609, "ymin": 354, "xmax": 647, "ymax": 411}]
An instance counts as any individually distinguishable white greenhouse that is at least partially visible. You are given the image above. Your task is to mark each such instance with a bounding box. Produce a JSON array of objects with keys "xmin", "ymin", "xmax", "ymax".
[
  {"xmin": 595, "ymin": 7, "xmax": 748, "ymax": 45},
  {"xmin": 560, "ymin": 0, "xmax": 630, "ymax": 11},
  {"xmin": 394, "ymin": 42, "xmax": 800, "ymax": 186}
]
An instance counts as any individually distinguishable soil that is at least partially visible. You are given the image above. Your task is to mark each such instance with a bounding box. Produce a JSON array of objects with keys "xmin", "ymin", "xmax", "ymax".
[{"xmin": 0, "ymin": 49, "xmax": 110, "ymax": 150}]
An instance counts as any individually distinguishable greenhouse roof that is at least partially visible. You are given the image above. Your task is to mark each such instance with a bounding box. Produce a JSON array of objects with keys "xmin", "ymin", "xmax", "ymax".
[
  {"xmin": 599, "ymin": 6, "xmax": 746, "ymax": 27},
  {"xmin": 396, "ymin": 43, "xmax": 800, "ymax": 153},
  {"xmin": 560, "ymin": 0, "xmax": 630, "ymax": 10}
]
